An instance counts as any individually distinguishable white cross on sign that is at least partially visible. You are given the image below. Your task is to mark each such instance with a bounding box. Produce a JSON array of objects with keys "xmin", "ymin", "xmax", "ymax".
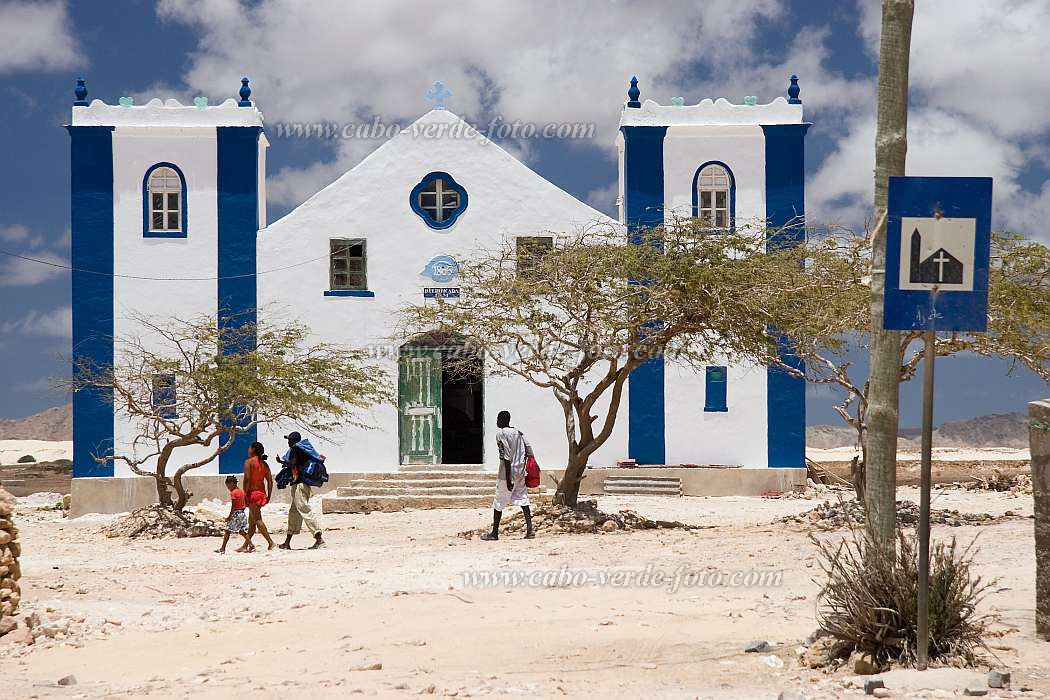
[{"xmin": 932, "ymin": 250, "xmax": 952, "ymax": 282}]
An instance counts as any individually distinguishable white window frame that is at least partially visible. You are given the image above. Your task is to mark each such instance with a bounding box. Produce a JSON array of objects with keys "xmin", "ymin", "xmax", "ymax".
[
  {"xmin": 696, "ymin": 164, "xmax": 731, "ymax": 229},
  {"xmin": 418, "ymin": 177, "xmax": 461, "ymax": 223},
  {"xmin": 148, "ymin": 167, "xmax": 182, "ymax": 233}
]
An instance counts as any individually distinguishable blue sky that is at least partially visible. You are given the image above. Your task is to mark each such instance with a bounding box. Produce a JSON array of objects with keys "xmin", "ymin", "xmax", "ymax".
[{"xmin": 0, "ymin": 0, "xmax": 1047, "ymax": 426}]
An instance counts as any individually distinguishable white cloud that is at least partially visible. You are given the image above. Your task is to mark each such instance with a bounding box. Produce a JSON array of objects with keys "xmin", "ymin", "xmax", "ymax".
[
  {"xmin": 1, "ymin": 307, "xmax": 72, "ymax": 339},
  {"xmin": 0, "ymin": 224, "xmax": 71, "ymax": 287},
  {"xmin": 0, "ymin": 1, "xmax": 81, "ymax": 73},
  {"xmin": 860, "ymin": 0, "xmax": 1050, "ymax": 138},
  {"xmin": 585, "ymin": 182, "xmax": 619, "ymax": 218},
  {"xmin": 157, "ymin": 0, "xmax": 787, "ymax": 207},
  {"xmin": 811, "ymin": 0, "xmax": 1050, "ymax": 240}
]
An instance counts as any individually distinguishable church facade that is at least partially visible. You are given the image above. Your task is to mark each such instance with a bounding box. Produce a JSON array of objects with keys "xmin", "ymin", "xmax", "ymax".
[{"xmin": 67, "ymin": 76, "xmax": 810, "ymax": 485}]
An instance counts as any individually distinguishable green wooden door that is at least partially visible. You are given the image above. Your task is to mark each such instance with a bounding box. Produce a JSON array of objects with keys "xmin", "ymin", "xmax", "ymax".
[{"xmin": 399, "ymin": 346, "xmax": 442, "ymax": 464}]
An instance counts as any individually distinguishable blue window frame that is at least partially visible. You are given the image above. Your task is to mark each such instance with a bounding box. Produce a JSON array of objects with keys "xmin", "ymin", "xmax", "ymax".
[
  {"xmin": 691, "ymin": 161, "xmax": 735, "ymax": 231},
  {"xmin": 143, "ymin": 162, "xmax": 188, "ymax": 238},
  {"xmin": 410, "ymin": 171, "xmax": 468, "ymax": 230},
  {"xmin": 704, "ymin": 365, "xmax": 728, "ymax": 412},
  {"xmin": 152, "ymin": 373, "xmax": 177, "ymax": 418}
]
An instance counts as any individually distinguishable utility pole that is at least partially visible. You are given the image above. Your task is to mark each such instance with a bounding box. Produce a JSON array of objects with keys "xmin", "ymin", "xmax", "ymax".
[{"xmin": 867, "ymin": 0, "xmax": 915, "ymax": 547}]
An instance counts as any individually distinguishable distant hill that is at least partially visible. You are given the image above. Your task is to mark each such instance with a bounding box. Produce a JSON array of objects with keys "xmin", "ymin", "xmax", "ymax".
[
  {"xmin": 807, "ymin": 411, "xmax": 1031, "ymax": 450},
  {"xmin": 0, "ymin": 404, "xmax": 72, "ymax": 442}
]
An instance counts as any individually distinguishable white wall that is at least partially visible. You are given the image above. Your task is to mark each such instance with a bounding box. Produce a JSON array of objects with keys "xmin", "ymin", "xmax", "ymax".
[
  {"xmin": 257, "ymin": 110, "xmax": 626, "ymax": 472},
  {"xmin": 110, "ymin": 127, "xmax": 220, "ymax": 476},
  {"xmin": 660, "ymin": 124, "xmax": 769, "ymax": 467}
]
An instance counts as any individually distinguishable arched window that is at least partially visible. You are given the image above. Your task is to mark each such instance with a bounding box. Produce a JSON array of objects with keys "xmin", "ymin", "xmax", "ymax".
[
  {"xmin": 410, "ymin": 172, "xmax": 468, "ymax": 230},
  {"xmin": 143, "ymin": 163, "xmax": 187, "ymax": 237},
  {"xmin": 693, "ymin": 162, "xmax": 734, "ymax": 230}
]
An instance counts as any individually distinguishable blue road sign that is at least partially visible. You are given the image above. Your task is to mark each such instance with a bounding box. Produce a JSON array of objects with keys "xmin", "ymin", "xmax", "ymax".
[{"xmin": 884, "ymin": 176, "xmax": 993, "ymax": 332}]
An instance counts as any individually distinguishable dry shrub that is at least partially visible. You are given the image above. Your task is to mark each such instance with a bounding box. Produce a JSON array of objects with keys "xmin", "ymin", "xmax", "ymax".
[{"xmin": 813, "ymin": 524, "xmax": 994, "ymax": 666}]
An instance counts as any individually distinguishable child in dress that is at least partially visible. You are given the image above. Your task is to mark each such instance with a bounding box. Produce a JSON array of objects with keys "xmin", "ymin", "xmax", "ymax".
[{"xmin": 216, "ymin": 475, "xmax": 251, "ymax": 554}]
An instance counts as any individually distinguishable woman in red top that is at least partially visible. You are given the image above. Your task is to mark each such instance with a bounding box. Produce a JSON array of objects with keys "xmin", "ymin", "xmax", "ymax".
[{"xmin": 240, "ymin": 441, "xmax": 276, "ymax": 552}]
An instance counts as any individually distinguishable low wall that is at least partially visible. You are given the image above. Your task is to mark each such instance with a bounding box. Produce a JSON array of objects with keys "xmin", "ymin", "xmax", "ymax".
[
  {"xmin": 542, "ymin": 466, "xmax": 806, "ymax": 497},
  {"xmin": 71, "ymin": 466, "xmax": 807, "ymax": 516},
  {"xmin": 70, "ymin": 474, "xmax": 356, "ymax": 517}
]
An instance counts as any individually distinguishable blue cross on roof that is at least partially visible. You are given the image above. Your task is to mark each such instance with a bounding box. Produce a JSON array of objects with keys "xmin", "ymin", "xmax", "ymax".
[{"xmin": 426, "ymin": 81, "xmax": 452, "ymax": 110}]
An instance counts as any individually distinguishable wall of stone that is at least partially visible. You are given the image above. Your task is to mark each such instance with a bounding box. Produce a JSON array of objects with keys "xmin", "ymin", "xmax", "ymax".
[{"xmin": 0, "ymin": 487, "xmax": 21, "ymax": 635}]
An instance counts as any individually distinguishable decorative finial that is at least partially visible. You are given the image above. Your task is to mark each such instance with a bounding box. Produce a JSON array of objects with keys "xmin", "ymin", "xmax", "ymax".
[
  {"xmin": 787, "ymin": 74, "xmax": 801, "ymax": 104},
  {"xmin": 426, "ymin": 81, "xmax": 452, "ymax": 110},
  {"xmin": 193, "ymin": 96, "xmax": 209, "ymax": 109},
  {"xmin": 627, "ymin": 76, "xmax": 641, "ymax": 108},
  {"xmin": 743, "ymin": 95, "xmax": 758, "ymax": 106},
  {"xmin": 118, "ymin": 96, "xmax": 134, "ymax": 107},
  {"xmin": 670, "ymin": 96, "xmax": 685, "ymax": 106},
  {"xmin": 73, "ymin": 77, "xmax": 88, "ymax": 106},
  {"xmin": 238, "ymin": 77, "xmax": 252, "ymax": 107}
]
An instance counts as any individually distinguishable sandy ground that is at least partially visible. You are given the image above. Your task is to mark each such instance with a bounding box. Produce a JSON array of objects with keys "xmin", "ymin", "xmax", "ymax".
[
  {"xmin": 0, "ymin": 440, "xmax": 72, "ymax": 466},
  {"xmin": 2, "ymin": 487, "xmax": 1047, "ymax": 699}
]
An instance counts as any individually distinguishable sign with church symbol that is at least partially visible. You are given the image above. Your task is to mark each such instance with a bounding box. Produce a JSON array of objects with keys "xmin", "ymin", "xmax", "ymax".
[{"xmin": 884, "ymin": 176, "xmax": 993, "ymax": 332}]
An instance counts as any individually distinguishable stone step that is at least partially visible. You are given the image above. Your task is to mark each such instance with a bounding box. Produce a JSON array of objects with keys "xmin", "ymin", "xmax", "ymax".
[
  {"xmin": 351, "ymin": 472, "xmax": 495, "ymax": 482},
  {"xmin": 398, "ymin": 463, "xmax": 486, "ymax": 472},
  {"xmin": 337, "ymin": 485, "xmax": 493, "ymax": 497},
  {"xmin": 604, "ymin": 475, "xmax": 682, "ymax": 484},
  {"xmin": 348, "ymin": 478, "xmax": 494, "ymax": 488},
  {"xmin": 603, "ymin": 476, "xmax": 682, "ymax": 496},
  {"xmin": 322, "ymin": 494, "xmax": 494, "ymax": 514}
]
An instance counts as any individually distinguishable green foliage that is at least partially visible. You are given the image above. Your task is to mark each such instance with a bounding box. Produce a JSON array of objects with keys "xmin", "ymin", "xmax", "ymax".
[
  {"xmin": 814, "ymin": 524, "xmax": 993, "ymax": 666},
  {"xmin": 67, "ymin": 313, "xmax": 392, "ymax": 509},
  {"xmin": 400, "ymin": 217, "xmax": 857, "ymax": 504}
]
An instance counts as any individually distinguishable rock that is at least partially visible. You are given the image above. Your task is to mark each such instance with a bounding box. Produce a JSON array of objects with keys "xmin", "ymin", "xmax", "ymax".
[
  {"xmin": 745, "ymin": 639, "xmax": 771, "ymax": 653},
  {"xmin": 872, "ymin": 689, "xmax": 891, "ymax": 698},
  {"xmin": 778, "ymin": 692, "xmax": 808, "ymax": 700},
  {"xmin": 351, "ymin": 662, "xmax": 383, "ymax": 671},
  {"xmin": 988, "ymin": 671, "xmax": 1011, "ymax": 689},
  {"xmin": 762, "ymin": 655, "xmax": 785, "ymax": 669},
  {"xmin": 0, "ymin": 617, "xmax": 16, "ymax": 636},
  {"xmin": 57, "ymin": 675, "xmax": 78, "ymax": 686},
  {"xmin": 850, "ymin": 651, "xmax": 880, "ymax": 675},
  {"xmin": 962, "ymin": 686, "xmax": 988, "ymax": 696},
  {"xmin": 864, "ymin": 679, "xmax": 885, "ymax": 695},
  {"xmin": 24, "ymin": 611, "xmax": 40, "ymax": 629},
  {"xmin": 801, "ymin": 637, "xmax": 833, "ymax": 668},
  {"xmin": 600, "ymin": 519, "xmax": 619, "ymax": 532}
]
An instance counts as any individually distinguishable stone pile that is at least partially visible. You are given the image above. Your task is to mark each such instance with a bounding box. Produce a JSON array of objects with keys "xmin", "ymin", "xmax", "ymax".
[
  {"xmin": 460, "ymin": 499, "xmax": 694, "ymax": 538},
  {"xmin": 0, "ymin": 487, "xmax": 21, "ymax": 636},
  {"xmin": 781, "ymin": 498, "xmax": 1024, "ymax": 531},
  {"xmin": 101, "ymin": 504, "xmax": 222, "ymax": 539},
  {"xmin": 949, "ymin": 470, "xmax": 1034, "ymax": 496}
]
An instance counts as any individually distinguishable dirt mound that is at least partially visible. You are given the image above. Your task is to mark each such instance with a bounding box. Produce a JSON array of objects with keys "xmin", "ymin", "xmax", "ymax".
[
  {"xmin": 459, "ymin": 499, "xmax": 695, "ymax": 538},
  {"xmin": 780, "ymin": 498, "xmax": 1025, "ymax": 531},
  {"xmin": 102, "ymin": 505, "xmax": 223, "ymax": 539},
  {"xmin": 950, "ymin": 470, "xmax": 1033, "ymax": 495}
]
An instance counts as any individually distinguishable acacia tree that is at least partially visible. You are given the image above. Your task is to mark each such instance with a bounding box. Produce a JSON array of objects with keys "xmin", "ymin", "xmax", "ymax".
[
  {"xmin": 400, "ymin": 219, "xmax": 854, "ymax": 506},
  {"xmin": 795, "ymin": 232, "xmax": 1050, "ymax": 500},
  {"xmin": 67, "ymin": 314, "xmax": 391, "ymax": 510}
]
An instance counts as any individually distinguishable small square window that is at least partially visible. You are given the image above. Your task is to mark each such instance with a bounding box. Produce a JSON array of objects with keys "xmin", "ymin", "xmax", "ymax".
[
  {"xmin": 330, "ymin": 238, "xmax": 367, "ymax": 291},
  {"xmin": 516, "ymin": 236, "xmax": 554, "ymax": 279}
]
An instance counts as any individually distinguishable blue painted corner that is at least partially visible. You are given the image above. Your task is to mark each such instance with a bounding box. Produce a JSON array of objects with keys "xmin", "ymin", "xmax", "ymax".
[
  {"xmin": 217, "ymin": 126, "xmax": 262, "ymax": 473},
  {"xmin": 621, "ymin": 125, "xmax": 667, "ymax": 464},
  {"xmin": 762, "ymin": 123, "xmax": 810, "ymax": 467},
  {"xmin": 68, "ymin": 125, "xmax": 115, "ymax": 478}
]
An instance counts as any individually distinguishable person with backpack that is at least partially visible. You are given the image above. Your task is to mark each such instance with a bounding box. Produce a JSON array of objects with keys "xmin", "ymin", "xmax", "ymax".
[
  {"xmin": 276, "ymin": 431, "xmax": 326, "ymax": 550},
  {"xmin": 481, "ymin": 410, "xmax": 536, "ymax": 541}
]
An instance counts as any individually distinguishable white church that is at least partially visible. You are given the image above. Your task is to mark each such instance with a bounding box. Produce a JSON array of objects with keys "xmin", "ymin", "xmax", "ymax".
[{"xmin": 67, "ymin": 75, "xmax": 811, "ymax": 508}]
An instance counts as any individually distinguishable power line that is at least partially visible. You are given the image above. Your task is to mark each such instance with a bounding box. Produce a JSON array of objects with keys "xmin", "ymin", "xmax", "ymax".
[{"xmin": 0, "ymin": 245, "xmax": 354, "ymax": 282}]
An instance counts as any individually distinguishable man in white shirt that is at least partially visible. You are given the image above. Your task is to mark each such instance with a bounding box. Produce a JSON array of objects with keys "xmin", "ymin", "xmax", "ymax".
[{"xmin": 481, "ymin": 410, "xmax": 535, "ymax": 540}]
